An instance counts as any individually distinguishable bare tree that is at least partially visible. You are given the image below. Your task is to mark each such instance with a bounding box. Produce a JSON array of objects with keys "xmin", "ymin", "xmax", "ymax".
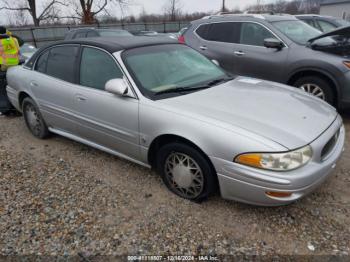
[
  {"xmin": 67, "ymin": 0, "xmax": 130, "ymax": 24},
  {"xmin": 163, "ymin": 0, "xmax": 183, "ymax": 21},
  {"xmin": 0, "ymin": 0, "xmax": 66, "ymax": 26}
]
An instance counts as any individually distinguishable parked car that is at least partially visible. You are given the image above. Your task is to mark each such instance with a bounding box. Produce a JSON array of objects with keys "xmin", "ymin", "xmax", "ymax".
[
  {"xmin": 296, "ymin": 14, "xmax": 350, "ymax": 32},
  {"xmin": 133, "ymin": 30, "xmax": 160, "ymax": 36},
  {"xmin": 6, "ymin": 37, "xmax": 344, "ymax": 206},
  {"xmin": 182, "ymin": 13, "xmax": 350, "ymax": 108},
  {"xmin": 65, "ymin": 28, "xmax": 133, "ymax": 40}
]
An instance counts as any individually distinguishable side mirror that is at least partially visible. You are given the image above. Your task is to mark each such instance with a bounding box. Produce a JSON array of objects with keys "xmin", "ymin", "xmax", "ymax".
[
  {"xmin": 212, "ymin": 59, "xmax": 220, "ymax": 66},
  {"xmin": 105, "ymin": 78, "xmax": 128, "ymax": 96},
  {"xmin": 264, "ymin": 38, "xmax": 284, "ymax": 50}
]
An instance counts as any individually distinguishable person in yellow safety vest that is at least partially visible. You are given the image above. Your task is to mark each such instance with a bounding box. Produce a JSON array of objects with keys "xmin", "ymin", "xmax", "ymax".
[{"xmin": 0, "ymin": 26, "xmax": 20, "ymax": 72}]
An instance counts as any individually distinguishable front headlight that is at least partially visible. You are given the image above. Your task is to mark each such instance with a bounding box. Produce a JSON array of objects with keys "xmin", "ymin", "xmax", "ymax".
[{"xmin": 234, "ymin": 145, "xmax": 312, "ymax": 171}]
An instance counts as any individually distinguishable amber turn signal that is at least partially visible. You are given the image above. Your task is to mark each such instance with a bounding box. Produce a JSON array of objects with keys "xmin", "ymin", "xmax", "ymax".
[
  {"xmin": 235, "ymin": 154, "xmax": 262, "ymax": 168},
  {"xmin": 266, "ymin": 191, "xmax": 292, "ymax": 198},
  {"xmin": 343, "ymin": 61, "xmax": 350, "ymax": 69}
]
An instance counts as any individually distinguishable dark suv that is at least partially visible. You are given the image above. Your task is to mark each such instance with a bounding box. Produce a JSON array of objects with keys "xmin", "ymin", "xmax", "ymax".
[{"xmin": 182, "ymin": 13, "xmax": 350, "ymax": 108}]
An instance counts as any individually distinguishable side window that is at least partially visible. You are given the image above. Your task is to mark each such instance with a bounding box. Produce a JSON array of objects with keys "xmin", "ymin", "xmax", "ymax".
[
  {"xmin": 196, "ymin": 24, "xmax": 210, "ymax": 39},
  {"xmin": 74, "ymin": 31, "xmax": 87, "ymax": 39},
  {"xmin": 240, "ymin": 22, "xmax": 277, "ymax": 46},
  {"xmin": 35, "ymin": 50, "xmax": 50, "ymax": 73},
  {"xmin": 79, "ymin": 47, "xmax": 123, "ymax": 90},
  {"xmin": 46, "ymin": 45, "xmax": 79, "ymax": 83},
  {"xmin": 317, "ymin": 20, "xmax": 337, "ymax": 33},
  {"xmin": 86, "ymin": 31, "xmax": 99, "ymax": 37},
  {"xmin": 206, "ymin": 22, "xmax": 240, "ymax": 43}
]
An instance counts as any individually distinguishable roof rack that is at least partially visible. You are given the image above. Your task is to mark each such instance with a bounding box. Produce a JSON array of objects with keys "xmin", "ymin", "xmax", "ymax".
[{"xmin": 202, "ymin": 12, "xmax": 266, "ymax": 20}]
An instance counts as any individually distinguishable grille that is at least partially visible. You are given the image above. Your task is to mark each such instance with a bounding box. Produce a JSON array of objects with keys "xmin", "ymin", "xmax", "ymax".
[{"xmin": 321, "ymin": 129, "xmax": 340, "ymax": 160}]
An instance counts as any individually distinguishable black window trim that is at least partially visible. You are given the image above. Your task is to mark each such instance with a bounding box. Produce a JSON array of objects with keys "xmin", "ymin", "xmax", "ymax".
[
  {"xmin": 32, "ymin": 44, "xmax": 81, "ymax": 84},
  {"xmin": 77, "ymin": 44, "xmax": 138, "ymax": 99},
  {"xmin": 194, "ymin": 20, "xmax": 288, "ymax": 48}
]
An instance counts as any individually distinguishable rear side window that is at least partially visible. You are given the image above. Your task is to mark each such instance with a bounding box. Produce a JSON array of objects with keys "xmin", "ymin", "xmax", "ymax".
[
  {"xmin": 196, "ymin": 24, "xmax": 210, "ymax": 39},
  {"xmin": 197, "ymin": 22, "xmax": 240, "ymax": 44},
  {"xmin": 240, "ymin": 22, "xmax": 277, "ymax": 46},
  {"xmin": 79, "ymin": 47, "xmax": 123, "ymax": 90},
  {"xmin": 35, "ymin": 50, "xmax": 49, "ymax": 73},
  {"xmin": 46, "ymin": 46, "xmax": 79, "ymax": 83}
]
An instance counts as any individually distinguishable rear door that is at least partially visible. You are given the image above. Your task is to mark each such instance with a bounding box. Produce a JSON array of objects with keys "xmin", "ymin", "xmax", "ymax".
[
  {"xmin": 73, "ymin": 46, "xmax": 140, "ymax": 160},
  {"xmin": 232, "ymin": 22, "xmax": 289, "ymax": 82},
  {"xmin": 192, "ymin": 22, "xmax": 241, "ymax": 74},
  {"xmin": 30, "ymin": 45, "xmax": 80, "ymax": 134}
]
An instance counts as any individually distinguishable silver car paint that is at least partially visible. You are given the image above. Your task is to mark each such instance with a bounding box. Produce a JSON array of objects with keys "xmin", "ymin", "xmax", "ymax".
[{"xmin": 6, "ymin": 47, "xmax": 345, "ymax": 206}]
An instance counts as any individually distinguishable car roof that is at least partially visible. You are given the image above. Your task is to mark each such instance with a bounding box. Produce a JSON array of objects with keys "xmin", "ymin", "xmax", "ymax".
[
  {"xmin": 193, "ymin": 13, "xmax": 298, "ymax": 24},
  {"xmin": 39, "ymin": 36, "xmax": 177, "ymax": 54},
  {"xmin": 26, "ymin": 36, "xmax": 178, "ymax": 69}
]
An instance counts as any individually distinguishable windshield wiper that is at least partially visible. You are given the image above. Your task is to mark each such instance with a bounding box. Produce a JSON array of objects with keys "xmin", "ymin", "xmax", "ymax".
[
  {"xmin": 154, "ymin": 76, "xmax": 234, "ymax": 96},
  {"xmin": 154, "ymin": 86, "xmax": 211, "ymax": 96},
  {"xmin": 206, "ymin": 76, "xmax": 234, "ymax": 86}
]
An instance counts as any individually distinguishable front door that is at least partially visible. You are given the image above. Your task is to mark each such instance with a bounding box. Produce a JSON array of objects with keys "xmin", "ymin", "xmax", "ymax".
[
  {"xmin": 232, "ymin": 22, "xmax": 289, "ymax": 82},
  {"xmin": 73, "ymin": 46, "xmax": 140, "ymax": 160}
]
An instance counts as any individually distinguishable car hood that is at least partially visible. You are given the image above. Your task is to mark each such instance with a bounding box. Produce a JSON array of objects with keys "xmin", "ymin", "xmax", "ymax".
[
  {"xmin": 158, "ymin": 77, "xmax": 337, "ymax": 150},
  {"xmin": 308, "ymin": 26, "xmax": 350, "ymax": 57},
  {"xmin": 308, "ymin": 25, "xmax": 350, "ymax": 43}
]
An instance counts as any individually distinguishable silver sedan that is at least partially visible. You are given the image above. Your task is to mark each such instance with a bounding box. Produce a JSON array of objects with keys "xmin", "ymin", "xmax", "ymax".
[{"xmin": 6, "ymin": 37, "xmax": 345, "ymax": 206}]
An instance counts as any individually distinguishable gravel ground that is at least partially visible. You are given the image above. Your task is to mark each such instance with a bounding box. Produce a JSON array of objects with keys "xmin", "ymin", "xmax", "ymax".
[{"xmin": 0, "ymin": 113, "xmax": 350, "ymax": 258}]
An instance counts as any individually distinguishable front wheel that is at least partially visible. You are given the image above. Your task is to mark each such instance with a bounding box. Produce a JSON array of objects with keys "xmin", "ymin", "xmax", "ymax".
[
  {"xmin": 293, "ymin": 76, "xmax": 335, "ymax": 105},
  {"xmin": 156, "ymin": 143, "xmax": 217, "ymax": 202},
  {"xmin": 22, "ymin": 97, "xmax": 49, "ymax": 139}
]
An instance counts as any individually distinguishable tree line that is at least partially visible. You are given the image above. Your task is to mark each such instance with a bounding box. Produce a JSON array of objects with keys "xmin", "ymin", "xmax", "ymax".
[{"xmin": 0, "ymin": 0, "xmax": 324, "ymax": 27}]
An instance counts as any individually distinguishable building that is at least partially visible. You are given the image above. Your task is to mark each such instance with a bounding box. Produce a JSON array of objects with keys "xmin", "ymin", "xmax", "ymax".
[{"xmin": 320, "ymin": 0, "xmax": 350, "ymax": 20}]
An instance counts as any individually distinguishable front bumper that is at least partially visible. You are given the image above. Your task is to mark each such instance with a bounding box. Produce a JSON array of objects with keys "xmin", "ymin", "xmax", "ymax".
[{"xmin": 211, "ymin": 115, "xmax": 345, "ymax": 206}]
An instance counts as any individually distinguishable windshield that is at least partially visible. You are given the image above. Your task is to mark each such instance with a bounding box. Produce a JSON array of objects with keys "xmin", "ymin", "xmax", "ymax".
[
  {"xmin": 123, "ymin": 44, "xmax": 228, "ymax": 99},
  {"xmin": 99, "ymin": 30, "xmax": 132, "ymax": 37},
  {"xmin": 273, "ymin": 20, "xmax": 321, "ymax": 45}
]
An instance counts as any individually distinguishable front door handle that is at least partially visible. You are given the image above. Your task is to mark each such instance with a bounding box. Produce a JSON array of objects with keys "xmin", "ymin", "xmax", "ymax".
[
  {"xmin": 234, "ymin": 51, "xmax": 245, "ymax": 56},
  {"xmin": 75, "ymin": 94, "xmax": 87, "ymax": 102},
  {"xmin": 199, "ymin": 46, "xmax": 208, "ymax": 50}
]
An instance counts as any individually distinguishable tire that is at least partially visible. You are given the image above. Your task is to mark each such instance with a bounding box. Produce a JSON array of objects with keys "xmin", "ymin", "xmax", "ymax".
[
  {"xmin": 293, "ymin": 76, "xmax": 335, "ymax": 105},
  {"xmin": 22, "ymin": 97, "xmax": 49, "ymax": 139},
  {"xmin": 156, "ymin": 142, "xmax": 217, "ymax": 202}
]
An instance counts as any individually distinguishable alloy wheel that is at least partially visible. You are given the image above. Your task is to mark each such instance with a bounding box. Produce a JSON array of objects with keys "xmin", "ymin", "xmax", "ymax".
[{"xmin": 300, "ymin": 83, "xmax": 326, "ymax": 100}]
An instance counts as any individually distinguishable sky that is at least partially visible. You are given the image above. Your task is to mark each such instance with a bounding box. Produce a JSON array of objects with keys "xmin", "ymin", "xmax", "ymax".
[
  {"xmin": 0, "ymin": 0, "xmax": 264, "ymax": 25},
  {"xmin": 126, "ymin": 0, "xmax": 260, "ymax": 16}
]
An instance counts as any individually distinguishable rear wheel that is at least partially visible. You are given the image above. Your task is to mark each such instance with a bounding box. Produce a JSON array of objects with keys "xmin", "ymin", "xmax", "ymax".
[
  {"xmin": 156, "ymin": 143, "xmax": 217, "ymax": 202},
  {"xmin": 22, "ymin": 97, "xmax": 49, "ymax": 139},
  {"xmin": 293, "ymin": 76, "xmax": 335, "ymax": 105}
]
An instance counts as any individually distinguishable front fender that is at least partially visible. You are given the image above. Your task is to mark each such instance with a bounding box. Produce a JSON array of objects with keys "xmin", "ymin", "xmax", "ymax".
[{"xmin": 139, "ymin": 102, "xmax": 286, "ymax": 165}]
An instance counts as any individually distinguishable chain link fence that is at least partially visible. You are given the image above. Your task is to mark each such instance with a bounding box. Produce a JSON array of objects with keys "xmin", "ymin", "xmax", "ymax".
[{"xmin": 9, "ymin": 21, "xmax": 190, "ymax": 47}]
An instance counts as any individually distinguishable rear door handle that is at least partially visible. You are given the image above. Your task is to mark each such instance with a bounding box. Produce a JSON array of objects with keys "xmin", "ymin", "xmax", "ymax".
[
  {"xmin": 199, "ymin": 46, "xmax": 208, "ymax": 50},
  {"xmin": 234, "ymin": 51, "xmax": 245, "ymax": 56},
  {"xmin": 75, "ymin": 94, "xmax": 87, "ymax": 102}
]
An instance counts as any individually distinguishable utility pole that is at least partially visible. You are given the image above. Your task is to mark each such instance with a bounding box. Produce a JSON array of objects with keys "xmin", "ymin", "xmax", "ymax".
[{"xmin": 222, "ymin": 0, "xmax": 226, "ymax": 12}]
